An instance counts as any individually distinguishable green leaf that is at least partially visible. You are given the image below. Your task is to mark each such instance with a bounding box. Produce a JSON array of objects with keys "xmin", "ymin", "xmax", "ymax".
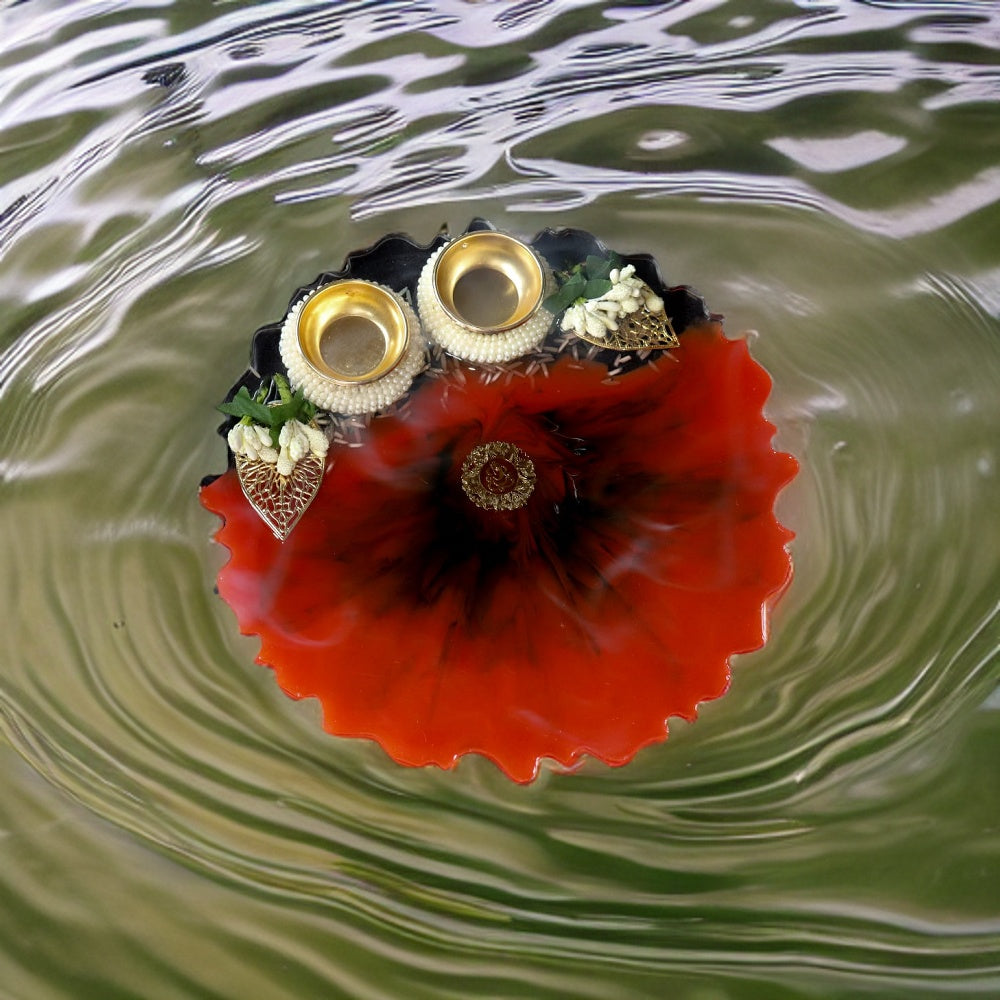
[
  {"xmin": 583, "ymin": 278, "xmax": 613, "ymax": 300},
  {"xmin": 545, "ymin": 270, "xmax": 588, "ymax": 313},
  {"xmin": 294, "ymin": 388, "xmax": 316, "ymax": 423},
  {"xmin": 219, "ymin": 375, "xmax": 319, "ymax": 449},
  {"xmin": 545, "ymin": 252, "xmax": 625, "ymax": 313},
  {"xmin": 585, "ymin": 255, "xmax": 611, "ymax": 280},
  {"xmin": 274, "ymin": 373, "xmax": 293, "ymax": 405},
  {"xmin": 543, "ymin": 290, "xmax": 568, "ymax": 313},
  {"xmin": 217, "ymin": 385, "xmax": 273, "ymax": 425},
  {"xmin": 268, "ymin": 385, "xmax": 316, "ymax": 426},
  {"xmin": 265, "ymin": 401, "xmax": 296, "ymax": 428},
  {"xmin": 545, "ymin": 285, "xmax": 580, "ymax": 313}
]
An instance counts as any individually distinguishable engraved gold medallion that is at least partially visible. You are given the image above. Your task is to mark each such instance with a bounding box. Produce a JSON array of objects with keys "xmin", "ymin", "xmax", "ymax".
[{"xmin": 460, "ymin": 441, "xmax": 536, "ymax": 511}]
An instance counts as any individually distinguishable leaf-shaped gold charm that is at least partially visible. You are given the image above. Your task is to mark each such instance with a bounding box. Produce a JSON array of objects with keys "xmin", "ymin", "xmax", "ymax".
[
  {"xmin": 235, "ymin": 453, "xmax": 325, "ymax": 541},
  {"xmin": 576, "ymin": 306, "xmax": 680, "ymax": 352}
]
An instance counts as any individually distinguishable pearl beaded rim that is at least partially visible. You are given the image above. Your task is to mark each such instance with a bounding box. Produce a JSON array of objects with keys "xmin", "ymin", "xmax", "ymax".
[
  {"xmin": 280, "ymin": 283, "xmax": 427, "ymax": 417},
  {"xmin": 416, "ymin": 247, "xmax": 555, "ymax": 365}
]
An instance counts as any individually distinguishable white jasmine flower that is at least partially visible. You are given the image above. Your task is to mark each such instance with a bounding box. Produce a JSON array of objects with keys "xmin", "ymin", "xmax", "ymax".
[
  {"xmin": 224, "ymin": 373, "xmax": 331, "ymax": 476},
  {"xmin": 228, "ymin": 423, "xmax": 262, "ymax": 460},
  {"xmin": 279, "ymin": 420, "xmax": 309, "ymax": 463},
  {"xmin": 231, "ymin": 416, "xmax": 329, "ymax": 475},
  {"xmin": 559, "ymin": 258, "xmax": 669, "ymax": 343},
  {"xmin": 227, "ymin": 424, "xmax": 246, "ymax": 454},
  {"xmin": 560, "ymin": 303, "xmax": 587, "ymax": 337},
  {"xmin": 585, "ymin": 313, "xmax": 607, "ymax": 339},
  {"xmin": 644, "ymin": 292, "xmax": 664, "ymax": 314},
  {"xmin": 303, "ymin": 424, "xmax": 329, "ymax": 458},
  {"xmin": 603, "ymin": 284, "xmax": 633, "ymax": 302},
  {"xmin": 590, "ymin": 307, "xmax": 616, "ymax": 330}
]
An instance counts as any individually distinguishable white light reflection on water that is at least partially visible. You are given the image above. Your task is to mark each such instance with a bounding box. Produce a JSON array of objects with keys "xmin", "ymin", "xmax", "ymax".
[{"xmin": 0, "ymin": 1, "xmax": 998, "ymax": 998}]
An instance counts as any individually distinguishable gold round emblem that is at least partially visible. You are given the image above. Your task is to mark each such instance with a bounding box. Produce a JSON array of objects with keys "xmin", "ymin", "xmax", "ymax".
[{"xmin": 460, "ymin": 441, "xmax": 536, "ymax": 511}]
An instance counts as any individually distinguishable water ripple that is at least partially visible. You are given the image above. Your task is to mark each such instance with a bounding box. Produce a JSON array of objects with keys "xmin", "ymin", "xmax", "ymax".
[{"xmin": 1, "ymin": 1, "xmax": 998, "ymax": 997}]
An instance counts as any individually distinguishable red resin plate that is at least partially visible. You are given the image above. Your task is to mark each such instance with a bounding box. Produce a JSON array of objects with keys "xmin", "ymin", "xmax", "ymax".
[{"xmin": 201, "ymin": 223, "xmax": 797, "ymax": 781}]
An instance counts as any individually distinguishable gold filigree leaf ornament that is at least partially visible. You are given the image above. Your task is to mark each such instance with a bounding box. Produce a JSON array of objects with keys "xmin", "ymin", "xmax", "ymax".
[{"xmin": 545, "ymin": 253, "xmax": 679, "ymax": 352}]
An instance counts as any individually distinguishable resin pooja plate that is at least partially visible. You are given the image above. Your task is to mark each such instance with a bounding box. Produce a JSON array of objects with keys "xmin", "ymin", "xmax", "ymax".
[{"xmin": 200, "ymin": 219, "xmax": 797, "ymax": 781}]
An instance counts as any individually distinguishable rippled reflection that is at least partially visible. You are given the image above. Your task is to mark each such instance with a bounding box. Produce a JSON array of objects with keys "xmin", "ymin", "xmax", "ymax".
[{"xmin": 1, "ymin": 1, "xmax": 998, "ymax": 997}]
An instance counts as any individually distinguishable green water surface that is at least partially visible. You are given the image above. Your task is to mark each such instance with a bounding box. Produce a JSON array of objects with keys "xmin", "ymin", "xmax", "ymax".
[{"xmin": 1, "ymin": 2, "xmax": 998, "ymax": 998}]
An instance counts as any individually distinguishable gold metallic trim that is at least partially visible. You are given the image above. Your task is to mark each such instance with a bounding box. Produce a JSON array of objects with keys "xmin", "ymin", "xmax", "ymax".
[
  {"xmin": 432, "ymin": 232, "xmax": 544, "ymax": 334},
  {"xmin": 576, "ymin": 305, "xmax": 679, "ymax": 352},
  {"xmin": 296, "ymin": 280, "xmax": 409, "ymax": 386},
  {"xmin": 235, "ymin": 452, "xmax": 324, "ymax": 541},
  {"xmin": 460, "ymin": 441, "xmax": 536, "ymax": 511}
]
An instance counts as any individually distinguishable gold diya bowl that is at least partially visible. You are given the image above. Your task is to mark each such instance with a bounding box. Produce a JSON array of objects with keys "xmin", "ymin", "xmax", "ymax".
[
  {"xmin": 431, "ymin": 231, "xmax": 544, "ymax": 333},
  {"xmin": 297, "ymin": 280, "xmax": 409, "ymax": 385}
]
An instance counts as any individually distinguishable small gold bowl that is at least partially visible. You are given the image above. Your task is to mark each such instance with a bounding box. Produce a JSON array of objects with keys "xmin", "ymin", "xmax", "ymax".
[
  {"xmin": 432, "ymin": 231, "xmax": 544, "ymax": 333},
  {"xmin": 297, "ymin": 280, "xmax": 409, "ymax": 385}
]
